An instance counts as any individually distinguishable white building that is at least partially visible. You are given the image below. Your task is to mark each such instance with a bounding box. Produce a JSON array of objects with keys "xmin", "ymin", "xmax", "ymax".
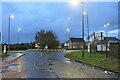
[{"xmin": 89, "ymin": 32, "xmax": 120, "ymax": 52}]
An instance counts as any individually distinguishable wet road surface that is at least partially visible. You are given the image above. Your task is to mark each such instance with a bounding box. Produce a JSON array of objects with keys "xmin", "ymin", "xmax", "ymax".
[{"xmin": 2, "ymin": 50, "xmax": 120, "ymax": 78}]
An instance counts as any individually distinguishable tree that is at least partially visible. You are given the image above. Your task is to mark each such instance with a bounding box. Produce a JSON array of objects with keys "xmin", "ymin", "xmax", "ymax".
[{"xmin": 34, "ymin": 30, "xmax": 60, "ymax": 49}]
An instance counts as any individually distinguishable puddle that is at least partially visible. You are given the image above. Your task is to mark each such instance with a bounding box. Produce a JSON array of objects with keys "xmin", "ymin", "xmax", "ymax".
[
  {"xmin": 0, "ymin": 65, "xmax": 9, "ymax": 70},
  {"xmin": 9, "ymin": 64, "xmax": 19, "ymax": 66},
  {"xmin": 0, "ymin": 64, "xmax": 19, "ymax": 71}
]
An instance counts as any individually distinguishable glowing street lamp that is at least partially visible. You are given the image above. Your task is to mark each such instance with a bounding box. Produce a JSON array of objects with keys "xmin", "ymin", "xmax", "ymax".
[
  {"xmin": 67, "ymin": 28, "xmax": 70, "ymax": 49},
  {"xmin": 84, "ymin": 11, "xmax": 91, "ymax": 53},
  {"xmin": 70, "ymin": 0, "xmax": 80, "ymax": 7},
  {"xmin": 104, "ymin": 23, "xmax": 110, "ymax": 37},
  {"xmin": 18, "ymin": 28, "xmax": 21, "ymax": 32},
  {"xmin": 104, "ymin": 24, "xmax": 107, "ymax": 27},
  {"xmin": 67, "ymin": 28, "xmax": 70, "ymax": 32},
  {"xmin": 107, "ymin": 23, "xmax": 110, "ymax": 26},
  {"xmin": 17, "ymin": 28, "xmax": 21, "ymax": 44},
  {"xmin": 10, "ymin": 15, "xmax": 14, "ymax": 18},
  {"xmin": 104, "ymin": 23, "xmax": 110, "ymax": 54},
  {"xmin": 83, "ymin": 11, "xmax": 89, "ymax": 40},
  {"xmin": 67, "ymin": 28, "xmax": 70, "ymax": 41},
  {"xmin": 69, "ymin": 0, "xmax": 85, "ymax": 57},
  {"xmin": 8, "ymin": 14, "xmax": 14, "ymax": 50},
  {"xmin": 83, "ymin": 11, "xmax": 87, "ymax": 15}
]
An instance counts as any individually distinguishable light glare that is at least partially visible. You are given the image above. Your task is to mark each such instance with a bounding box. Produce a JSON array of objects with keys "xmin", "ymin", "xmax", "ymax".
[
  {"xmin": 18, "ymin": 28, "xmax": 21, "ymax": 32},
  {"xmin": 70, "ymin": 0, "xmax": 80, "ymax": 7},
  {"xmin": 10, "ymin": 15, "xmax": 14, "ymax": 18},
  {"xmin": 107, "ymin": 23, "xmax": 110, "ymax": 26},
  {"xmin": 67, "ymin": 29, "xmax": 70, "ymax": 32},
  {"xmin": 104, "ymin": 24, "xmax": 107, "ymax": 27},
  {"xmin": 83, "ymin": 11, "xmax": 87, "ymax": 15}
]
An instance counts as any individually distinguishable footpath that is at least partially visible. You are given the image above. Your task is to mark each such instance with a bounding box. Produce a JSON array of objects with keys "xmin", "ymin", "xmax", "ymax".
[{"xmin": 0, "ymin": 53, "xmax": 25, "ymax": 72}]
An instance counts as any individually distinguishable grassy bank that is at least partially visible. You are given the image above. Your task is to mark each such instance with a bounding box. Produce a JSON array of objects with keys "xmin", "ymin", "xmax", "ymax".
[
  {"xmin": 7, "ymin": 50, "xmax": 24, "ymax": 54},
  {"xmin": 0, "ymin": 50, "xmax": 24, "ymax": 59},
  {"xmin": 64, "ymin": 51, "xmax": 119, "ymax": 73}
]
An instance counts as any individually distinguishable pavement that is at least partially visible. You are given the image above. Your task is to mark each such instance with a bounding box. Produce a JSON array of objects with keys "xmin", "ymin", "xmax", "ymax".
[
  {"xmin": 0, "ymin": 52, "xmax": 25, "ymax": 79},
  {"xmin": 0, "ymin": 53, "xmax": 25, "ymax": 72}
]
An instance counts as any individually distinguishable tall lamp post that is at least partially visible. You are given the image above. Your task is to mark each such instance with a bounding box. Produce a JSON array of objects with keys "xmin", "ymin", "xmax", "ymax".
[
  {"xmin": 104, "ymin": 23, "xmax": 110, "ymax": 37},
  {"xmin": 82, "ymin": 2, "xmax": 85, "ymax": 57},
  {"xmin": 83, "ymin": 11, "xmax": 89, "ymax": 42},
  {"xmin": 70, "ymin": 0, "xmax": 85, "ymax": 57},
  {"xmin": 104, "ymin": 23, "xmax": 110, "ymax": 56},
  {"xmin": 17, "ymin": 28, "xmax": 21, "ymax": 44},
  {"xmin": 83, "ymin": 11, "xmax": 91, "ymax": 53},
  {"xmin": 8, "ymin": 14, "xmax": 14, "ymax": 50},
  {"xmin": 67, "ymin": 28, "xmax": 70, "ymax": 49}
]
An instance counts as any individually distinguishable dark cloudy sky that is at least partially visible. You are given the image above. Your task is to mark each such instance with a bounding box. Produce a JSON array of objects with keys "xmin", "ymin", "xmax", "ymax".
[{"xmin": 2, "ymin": 2, "xmax": 119, "ymax": 44}]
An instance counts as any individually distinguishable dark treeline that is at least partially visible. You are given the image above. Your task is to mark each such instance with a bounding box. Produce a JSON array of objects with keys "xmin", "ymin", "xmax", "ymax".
[{"xmin": 2, "ymin": 42, "xmax": 36, "ymax": 50}]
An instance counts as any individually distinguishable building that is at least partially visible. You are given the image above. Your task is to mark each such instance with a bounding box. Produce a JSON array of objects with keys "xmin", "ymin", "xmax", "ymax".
[
  {"xmin": 64, "ymin": 38, "xmax": 86, "ymax": 49},
  {"xmin": 89, "ymin": 32, "xmax": 120, "ymax": 52},
  {"xmin": 89, "ymin": 32, "xmax": 104, "ymax": 44},
  {"xmin": 64, "ymin": 41, "xmax": 69, "ymax": 49}
]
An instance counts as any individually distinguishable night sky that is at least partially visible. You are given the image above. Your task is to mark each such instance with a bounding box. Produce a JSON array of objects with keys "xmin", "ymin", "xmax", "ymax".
[{"xmin": 1, "ymin": 2, "xmax": 119, "ymax": 44}]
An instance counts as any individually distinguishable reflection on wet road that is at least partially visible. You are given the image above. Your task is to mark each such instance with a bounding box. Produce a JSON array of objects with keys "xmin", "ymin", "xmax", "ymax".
[{"xmin": 2, "ymin": 50, "xmax": 120, "ymax": 78}]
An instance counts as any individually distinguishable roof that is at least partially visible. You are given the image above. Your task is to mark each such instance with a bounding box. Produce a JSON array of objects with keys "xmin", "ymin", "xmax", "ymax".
[
  {"xmin": 104, "ymin": 37, "xmax": 120, "ymax": 41},
  {"xmin": 89, "ymin": 32, "xmax": 103, "ymax": 38},
  {"xmin": 70, "ymin": 38, "xmax": 84, "ymax": 42}
]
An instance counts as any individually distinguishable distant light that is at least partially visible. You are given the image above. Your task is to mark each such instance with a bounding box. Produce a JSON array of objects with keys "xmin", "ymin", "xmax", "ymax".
[
  {"xmin": 18, "ymin": 28, "xmax": 21, "ymax": 32},
  {"xmin": 83, "ymin": 11, "xmax": 87, "ymax": 15},
  {"xmin": 104, "ymin": 24, "xmax": 107, "ymax": 27},
  {"xmin": 107, "ymin": 23, "xmax": 110, "ymax": 26},
  {"xmin": 104, "ymin": 23, "xmax": 110, "ymax": 27},
  {"xmin": 67, "ymin": 29, "xmax": 70, "ymax": 32},
  {"xmin": 70, "ymin": 0, "xmax": 80, "ymax": 7},
  {"xmin": 10, "ymin": 15, "xmax": 14, "ymax": 18}
]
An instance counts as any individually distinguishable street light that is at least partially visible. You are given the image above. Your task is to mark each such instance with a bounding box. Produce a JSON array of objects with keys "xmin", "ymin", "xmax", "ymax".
[
  {"xmin": 67, "ymin": 28, "xmax": 70, "ymax": 41},
  {"xmin": 84, "ymin": 11, "xmax": 91, "ymax": 53},
  {"xmin": 8, "ymin": 14, "xmax": 14, "ymax": 50},
  {"xmin": 70, "ymin": 0, "xmax": 85, "ymax": 57},
  {"xmin": 67, "ymin": 28, "xmax": 70, "ymax": 49},
  {"xmin": 83, "ymin": 11, "xmax": 89, "ymax": 41},
  {"xmin": 67, "ymin": 28, "xmax": 70, "ymax": 33},
  {"xmin": 10, "ymin": 15, "xmax": 14, "ymax": 18},
  {"xmin": 70, "ymin": 0, "xmax": 80, "ymax": 7},
  {"xmin": 17, "ymin": 28, "xmax": 21, "ymax": 44},
  {"xmin": 104, "ymin": 23, "xmax": 110, "ymax": 56},
  {"xmin": 104, "ymin": 23, "xmax": 110, "ymax": 37},
  {"xmin": 107, "ymin": 23, "xmax": 110, "ymax": 26}
]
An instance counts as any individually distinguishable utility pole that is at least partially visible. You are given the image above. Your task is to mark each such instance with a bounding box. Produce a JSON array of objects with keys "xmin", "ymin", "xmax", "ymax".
[
  {"xmin": 8, "ymin": 15, "xmax": 10, "ymax": 51},
  {"xmin": 8, "ymin": 14, "xmax": 14, "ymax": 52},
  {"xmin": 82, "ymin": 2, "xmax": 85, "ymax": 58}
]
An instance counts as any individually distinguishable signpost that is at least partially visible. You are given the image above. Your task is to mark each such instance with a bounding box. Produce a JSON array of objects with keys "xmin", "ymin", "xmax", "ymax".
[{"xmin": 45, "ymin": 45, "xmax": 48, "ymax": 49}]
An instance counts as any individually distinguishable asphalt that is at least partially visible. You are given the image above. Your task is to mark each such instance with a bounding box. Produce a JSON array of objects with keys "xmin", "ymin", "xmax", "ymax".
[{"xmin": 1, "ymin": 50, "xmax": 120, "ymax": 78}]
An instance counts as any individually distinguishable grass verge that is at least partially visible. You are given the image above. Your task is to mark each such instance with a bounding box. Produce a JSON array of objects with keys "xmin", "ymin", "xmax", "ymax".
[
  {"xmin": 64, "ymin": 51, "xmax": 120, "ymax": 73},
  {"xmin": 7, "ymin": 50, "xmax": 24, "ymax": 54},
  {"xmin": 0, "ymin": 50, "xmax": 24, "ymax": 60}
]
